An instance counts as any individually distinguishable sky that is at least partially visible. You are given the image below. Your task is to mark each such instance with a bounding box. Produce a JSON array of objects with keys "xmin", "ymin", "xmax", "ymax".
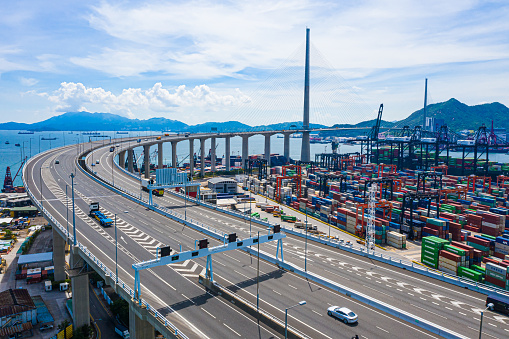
[{"xmin": 1, "ymin": 0, "xmax": 509, "ymax": 126}]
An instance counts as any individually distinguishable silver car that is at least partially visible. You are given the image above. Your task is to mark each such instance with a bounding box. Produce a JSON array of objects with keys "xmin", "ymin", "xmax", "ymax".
[{"xmin": 327, "ymin": 306, "xmax": 358, "ymax": 324}]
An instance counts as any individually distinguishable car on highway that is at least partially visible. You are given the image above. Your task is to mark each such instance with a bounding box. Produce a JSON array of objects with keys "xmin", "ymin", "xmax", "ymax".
[
  {"xmin": 96, "ymin": 160, "xmax": 99, "ymax": 164},
  {"xmin": 144, "ymin": 138, "xmax": 148, "ymax": 141},
  {"xmin": 55, "ymin": 160, "xmax": 59, "ymax": 164},
  {"xmin": 327, "ymin": 306, "xmax": 358, "ymax": 324}
]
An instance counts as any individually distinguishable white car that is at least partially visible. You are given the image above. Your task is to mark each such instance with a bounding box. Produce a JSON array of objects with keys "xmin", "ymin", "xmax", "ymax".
[{"xmin": 327, "ymin": 306, "xmax": 358, "ymax": 324}]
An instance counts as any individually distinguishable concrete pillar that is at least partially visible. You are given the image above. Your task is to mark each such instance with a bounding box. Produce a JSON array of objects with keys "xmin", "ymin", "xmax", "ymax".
[
  {"xmin": 118, "ymin": 151, "xmax": 126, "ymax": 170},
  {"xmin": 171, "ymin": 141, "xmax": 177, "ymax": 168},
  {"xmin": 242, "ymin": 136, "xmax": 249, "ymax": 170},
  {"xmin": 189, "ymin": 139, "xmax": 194, "ymax": 177},
  {"xmin": 143, "ymin": 145, "xmax": 150, "ymax": 179},
  {"xmin": 284, "ymin": 133, "xmax": 291, "ymax": 162},
  {"xmin": 71, "ymin": 273, "xmax": 90, "ymax": 329},
  {"xmin": 211, "ymin": 137, "xmax": 216, "ymax": 172},
  {"xmin": 158, "ymin": 143, "xmax": 163, "ymax": 169},
  {"xmin": 128, "ymin": 149, "xmax": 134, "ymax": 173},
  {"xmin": 52, "ymin": 228, "xmax": 66, "ymax": 281},
  {"xmin": 264, "ymin": 134, "xmax": 271, "ymax": 167},
  {"xmin": 70, "ymin": 245, "xmax": 81, "ymax": 268},
  {"xmin": 129, "ymin": 302, "xmax": 154, "ymax": 339},
  {"xmin": 200, "ymin": 138, "xmax": 206, "ymax": 177},
  {"xmin": 301, "ymin": 131, "xmax": 310, "ymax": 162},
  {"xmin": 225, "ymin": 136, "xmax": 231, "ymax": 172}
]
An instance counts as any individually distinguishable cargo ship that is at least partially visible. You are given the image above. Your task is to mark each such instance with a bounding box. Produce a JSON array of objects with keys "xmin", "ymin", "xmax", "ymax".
[
  {"xmin": 18, "ymin": 131, "xmax": 34, "ymax": 134},
  {"xmin": 41, "ymin": 137, "xmax": 57, "ymax": 140}
]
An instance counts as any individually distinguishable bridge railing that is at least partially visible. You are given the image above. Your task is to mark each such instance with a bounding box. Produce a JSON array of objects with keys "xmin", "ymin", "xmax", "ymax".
[{"xmin": 23, "ymin": 150, "xmax": 189, "ymax": 339}]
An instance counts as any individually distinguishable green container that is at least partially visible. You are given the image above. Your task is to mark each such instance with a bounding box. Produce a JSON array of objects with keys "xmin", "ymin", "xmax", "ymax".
[
  {"xmin": 444, "ymin": 245, "xmax": 466, "ymax": 257},
  {"xmin": 421, "ymin": 257, "xmax": 438, "ymax": 268},
  {"xmin": 486, "ymin": 270, "xmax": 506, "ymax": 282},
  {"xmin": 470, "ymin": 265, "xmax": 485, "ymax": 274},
  {"xmin": 458, "ymin": 266, "xmax": 483, "ymax": 282}
]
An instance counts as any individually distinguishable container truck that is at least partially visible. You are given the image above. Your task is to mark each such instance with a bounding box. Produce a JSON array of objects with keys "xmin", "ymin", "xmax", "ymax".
[
  {"xmin": 114, "ymin": 322, "xmax": 130, "ymax": 338},
  {"xmin": 141, "ymin": 179, "xmax": 164, "ymax": 196},
  {"xmin": 89, "ymin": 202, "xmax": 113, "ymax": 227}
]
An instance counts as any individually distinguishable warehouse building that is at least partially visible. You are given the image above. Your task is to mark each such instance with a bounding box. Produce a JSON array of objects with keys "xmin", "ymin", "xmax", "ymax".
[{"xmin": 207, "ymin": 177, "xmax": 237, "ymax": 194}]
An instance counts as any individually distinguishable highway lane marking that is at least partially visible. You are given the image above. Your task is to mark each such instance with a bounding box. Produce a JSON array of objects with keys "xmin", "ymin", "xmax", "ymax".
[
  {"xmin": 273, "ymin": 290, "xmax": 281, "ymax": 295},
  {"xmin": 323, "ymin": 269, "xmax": 350, "ymax": 281},
  {"xmin": 432, "ymin": 302, "xmax": 439, "ymax": 306},
  {"xmin": 181, "ymin": 294, "xmax": 195, "ymax": 304},
  {"xmin": 488, "ymin": 323, "xmax": 497, "ymax": 327},
  {"xmin": 410, "ymin": 304, "xmax": 448, "ymax": 319},
  {"xmin": 311, "ymin": 310, "xmax": 322, "ymax": 317},
  {"xmin": 201, "ymin": 308, "xmax": 216, "ymax": 319},
  {"xmin": 224, "ymin": 254, "xmax": 241, "ymax": 262},
  {"xmin": 408, "ymin": 293, "xmax": 414, "ymax": 296},
  {"xmin": 223, "ymin": 323, "xmax": 241, "ymax": 337},
  {"xmin": 445, "ymin": 307, "xmax": 452, "ymax": 310},
  {"xmin": 362, "ymin": 285, "xmax": 392, "ymax": 298},
  {"xmin": 288, "ymin": 285, "xmax": 298, "ymax": 290},
  {"xmin": 420, "ymin": 297, "xmax": 427, "ymax": 301},
  {"xmin": 376, "ymin": 326, "xmax": 389, "ymax": 333},
  {"xmin": 234, "ymin": 270, "xmax": 251, "ymax": 280},
  {"xmin": 459, "ymin": 312, "xmax": 466, "ymax": 316}
]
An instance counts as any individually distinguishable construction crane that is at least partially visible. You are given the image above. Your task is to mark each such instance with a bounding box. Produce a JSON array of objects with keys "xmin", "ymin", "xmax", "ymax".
[
  {"xmin": 2, "ymin": 157, "xmax": 27, "ymax": 193},
  {"xmin": 488, "ymin": 120, "xmax": 498, "ymax": 146}
]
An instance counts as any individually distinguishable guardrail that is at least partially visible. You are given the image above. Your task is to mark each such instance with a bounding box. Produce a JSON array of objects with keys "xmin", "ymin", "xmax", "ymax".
[{"xmin": 23, "ymin": 147, "xmax": 189, "ymax": 339}]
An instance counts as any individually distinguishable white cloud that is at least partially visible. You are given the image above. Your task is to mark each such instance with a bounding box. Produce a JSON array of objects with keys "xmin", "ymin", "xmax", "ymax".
[
  {"xmin": 19, "ymin": 77, "xmax": 38, "ymax": 86},
  {"xmin": 44, "ymin": 82, "xmax": 251, "ymax": 120}
]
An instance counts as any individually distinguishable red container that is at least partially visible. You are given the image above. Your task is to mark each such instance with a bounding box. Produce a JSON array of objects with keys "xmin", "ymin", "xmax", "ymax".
[
  {"xmin": 485, "ymin": 275, "xmax": 506, "ymax": 288},
  {"xmin": 483, "ymin": 257, "xmax": 502, "ymax": 266},
  {"xmin": 439, "ymin": 250, "xmax": 461, "ymax": 262},
  {"xmin": 467, "ymin": 236, "xmax": 490, "ymax": 247},
  {"xmin": 423, "ymin": 227, "xmax": 439, "ymax": 236},
  {"xmin": 467, "ymin": 214, "xmax": 483, "ymax": 226}
]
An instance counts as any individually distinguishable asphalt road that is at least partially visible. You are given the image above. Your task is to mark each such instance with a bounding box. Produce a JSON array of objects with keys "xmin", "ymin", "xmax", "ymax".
[{"xmin": 91, "ymin": 140, "xmax": 509, "ymax": 339}]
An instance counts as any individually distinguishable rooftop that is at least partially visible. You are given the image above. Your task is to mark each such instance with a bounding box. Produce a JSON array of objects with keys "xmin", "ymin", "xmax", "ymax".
[{"xmin": 0, "ymin": 289, "xmax": 36, "ymax": 318}]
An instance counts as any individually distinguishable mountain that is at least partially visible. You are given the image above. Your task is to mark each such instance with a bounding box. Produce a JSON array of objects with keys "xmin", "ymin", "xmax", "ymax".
[
  {"xmin": 1, "ymin": 99, "xmax": 508, "ymax": 133},
  {"xmin": 398, "ymin": 98, "xmax": 509, "ymax": 131}
]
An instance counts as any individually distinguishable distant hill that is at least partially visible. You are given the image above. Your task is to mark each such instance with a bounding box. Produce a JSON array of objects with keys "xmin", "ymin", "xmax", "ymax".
[
  {"xmin": 1, "ymin": 99, "xmax": 508, "ymax": 133},
  {"xmin": 398, "ymin": 98, "xmax": 509, "ymax": 131}
]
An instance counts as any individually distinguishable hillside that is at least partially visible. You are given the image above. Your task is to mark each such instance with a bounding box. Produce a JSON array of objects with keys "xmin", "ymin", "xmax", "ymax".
[{"xmin": 399, "ymin": 98, "xmax": 509, "ymax": 131}]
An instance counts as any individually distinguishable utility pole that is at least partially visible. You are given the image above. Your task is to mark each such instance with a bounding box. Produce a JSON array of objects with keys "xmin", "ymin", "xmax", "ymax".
[{"xmin": 423, "ymin": 78, "xmax": 428, "ymax": 131}]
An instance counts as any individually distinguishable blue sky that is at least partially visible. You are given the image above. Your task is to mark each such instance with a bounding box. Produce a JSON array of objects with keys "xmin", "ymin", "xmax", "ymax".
[{"xmin": 1, "ymin": 0, "xmax": 509, "ymax": 126}]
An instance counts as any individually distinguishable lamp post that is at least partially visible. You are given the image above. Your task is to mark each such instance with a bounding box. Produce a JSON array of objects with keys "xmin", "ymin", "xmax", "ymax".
[
  {"xmin": 285, "ymin": 301, "xmax": 306, "ymax": 339},
  {"xmin": 70, "ymin": 173, "xmax": 76, "ymax": 246},
  {"xmin": 66, "ymin": 184, "xmax": 69, "ymax": 244},
  {"xmin": 479, "ymin": 303, "xmax": 494, "ymax": 338},
  {"xmin": 305, "ymin": 207, "xmax": 308, "ymax": 272},
  {"xmin": 115, "ymin": 213, "xmax": 118, "ymax": 283},
  {"xmin": 257, "ymin": 231, "xmax": 260, "ymax": 316}
]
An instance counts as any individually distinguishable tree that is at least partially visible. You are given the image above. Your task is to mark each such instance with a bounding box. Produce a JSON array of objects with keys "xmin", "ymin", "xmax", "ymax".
[
  {"xmin": 57, "ymin": 319, "xmax": 70, "ymax": 332},
  {"xmin": 110, "ymin": 298, "xmax": 129, "ymax": 326}
]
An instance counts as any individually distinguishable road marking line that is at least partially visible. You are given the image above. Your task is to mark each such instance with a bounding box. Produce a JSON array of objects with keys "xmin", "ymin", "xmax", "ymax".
[
  {"xmin": 288, "ymin": 285, "xmax": 297, "ymax": 290},
  {"xmin": 181, "ymin": 294, "xmax": 195, "ymax": 304},
  {"xmin": 273, "ymin": 290, "xmax": 281, "ymax": 295},
  {"xmin": 445, "ymin": 307, "xmax": 452, "ymax": 310},
  {"xmin": 459, "ymin": 312, "xmax": 466, "ymax": 316},
  {"xmin": 312, "ymin": 310, "xmax": 322, "ymax": 317},
  {"xmin": 223, "ymin": 323, "xmax": 241, "ymax": 337},
  {"xmin": 201, "ymin": 308, "xmax": 216, "ymax": 319},
  {"xmin": 410, "ymin": 304, "xmax": 448, "ymax": 319},
  {"xmin": 376, "ymin": 326, "xmax": 389, "ymax": 333},
  {"xmin": 488, "ymin": 323, "xmax": 497, "ymax": 327}
]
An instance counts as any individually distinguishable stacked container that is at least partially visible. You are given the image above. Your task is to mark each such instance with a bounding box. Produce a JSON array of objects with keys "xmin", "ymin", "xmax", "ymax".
[
  {"xmin": 387, "ymin": 231, "xmax": 406, "ymax": 249},
  {"xmin": 458, "ymin": 266, "xmax": 484, "ymax": 282},
  {"xmin": 421, "ymin": 236, "xmax": 449, "ymax": 268},
  {"xmin": 438, "ymin": 250, "xmax": 461, "ymax": 275},
  {"xmin": 485, "ymin": 262, "xmax": 507, "ymax": 289}
]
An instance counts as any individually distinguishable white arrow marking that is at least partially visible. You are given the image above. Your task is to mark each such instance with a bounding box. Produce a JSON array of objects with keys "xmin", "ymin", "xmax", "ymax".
[{"xmin": 451, "ymin": 300, "xmax": 466, "ymax": 308}]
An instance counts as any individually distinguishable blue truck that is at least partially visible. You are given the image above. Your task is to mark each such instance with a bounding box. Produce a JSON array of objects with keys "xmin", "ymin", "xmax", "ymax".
[{"xmin": 89, "ymin": 202, "xmax": 113, "ymax": 227}]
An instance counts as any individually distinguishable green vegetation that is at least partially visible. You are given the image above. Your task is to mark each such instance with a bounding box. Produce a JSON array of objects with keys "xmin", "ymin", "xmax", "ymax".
[{"xmin": 111, "ymin": 298, "xmax": 130, "ymax": 326}]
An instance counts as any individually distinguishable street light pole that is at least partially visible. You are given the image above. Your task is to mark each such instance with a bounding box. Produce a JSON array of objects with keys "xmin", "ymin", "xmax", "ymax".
[
  {"xmin": 305, "ymin": 208, "xmax": 308, "ymax": 271},
  {"xmin": 479, "ymin": 303, "xmax": 494, "ymax": 338},
  {"xmin": 115, "ymin": 214, "xmax": 118, "ymax": 284},
  {"xmin": 285, "ymin": 301, "xmax": 306, "ymax": 339},
  {"xmin": 66, "ymin": 184, "xmax": 69, "ymax": 244},
  {"xmin": 70, "ymin": 173, "xmax": 76, "ymax": 246},
  {"xmin": 257, "ymin": 231, "xmax": 260, "ymax": 316}
]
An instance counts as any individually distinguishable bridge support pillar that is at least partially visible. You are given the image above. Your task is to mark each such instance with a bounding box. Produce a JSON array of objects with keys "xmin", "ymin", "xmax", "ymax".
[
  {"xmin": 70, "ymin": 245, "xmax": 81, "ymax": 268},
  {"xmin": 171, "ymin": 141, "xmax": 178, "ymax": 168},
  {"xmin": 284, "ymin": 133, "xmax": 291, "ymax": 162},
  {"xmin": 211, "ymin": 137, "xmax": 216, "ymax": 172},
  {"xmin": 242, "ymin": 136, "xmax": 249, "ymax": 170},
  {"xmin": 200, "ymin": 138, "xmax": 206, "ymax": 177},
  {"xmin": 189, "ymin": 139, "xmax": 194, "ymax": 177},
  {"xmin": 301, "ymin": 131, "xmax": 310, "ymax": 162},
  {"xmin": 69, "ymin": 271, "xmax": 90, "ymax": 329},
  {"xmin": 128, "ymin": 149, "xmax": 134, "ymax": 173},
  {"xmin": 158, "ymin": 143, "xmax": 163, "ymax": 169},
  {"xmin": 129, "ymin": 300, "xmax": 155, "ymax": 339},
  {"xmin": 264, "ymin": 134, "xmax": 271, "ymax": 167},
  {"xmin": 52, "ymin": 228, "xmax": 66, "ymax": 281},
  {"xmin": 118, "ymin": 151, "xmax": 126, "ymax": 170},
  {"xmin": 225, "ymin": 136, "xmax": 231, "ymax": 171},
  {"xmin": 143, "ymin": 145, "xmax": 150, "ymax": 179}
]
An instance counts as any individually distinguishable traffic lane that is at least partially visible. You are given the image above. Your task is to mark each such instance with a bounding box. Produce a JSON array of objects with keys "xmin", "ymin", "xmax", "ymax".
[
  {"xmin": 50, "ymin": 151, "xmax": 281, "ymax": 339},
  {"xmin": 32, "ymin": 151, "xmax": 248, "ymax": 339}
]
